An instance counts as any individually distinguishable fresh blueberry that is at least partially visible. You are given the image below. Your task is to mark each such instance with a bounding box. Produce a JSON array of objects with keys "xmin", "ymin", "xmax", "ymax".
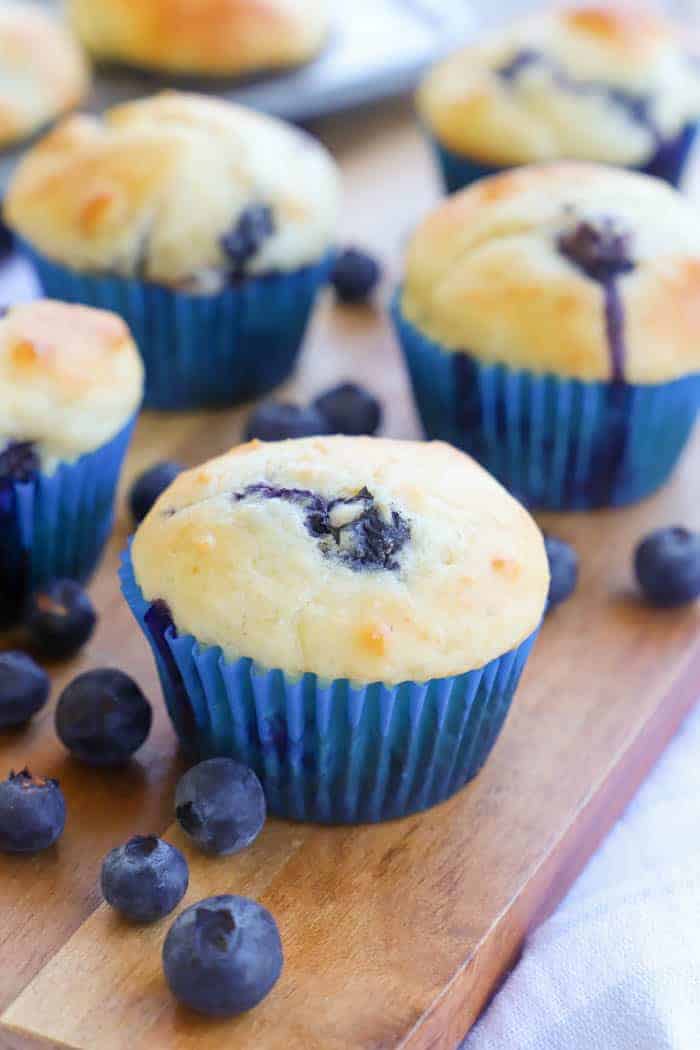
[
  {"xmin": 634, "ymin": 526, "xmax": 700, "ymax": 608},
  {"xmin": 0, "ymin": 441, "xmax": 39, "ymax": 482},
  {"xmin": 101, "ymin": 835, "xmax": 189, "ymax": 922},
  {"xmin": 175, "ymin": 758, "xmax": 266, "ymax": 856},
  {"xmin": 162, "ymin": 895, "xmax": 283, "ymax": 1017},
  {"xmin": 25, "ymin": 580, "xmax": 97, "ymax": 661},
  {"xmin": 55, "ymin": 669, "xmax": 152, "ymax": 766},
  {"xmin": 244, "ymin": 401, "xmax": 331, "ymax": 442},
  {"xmin": 129, "ymin": 462, "xmax": 182, "ymax": 524},
  {"xmin": 0, "ymin": 768, "xmax": 66, "ymax": 853},
  {"xmin": 331, "ymin": 248, "xmax": 381, "ymax": 304},
  {"xmin": 312, "ymin": 382, "xmax": 382, "ymax": 436},
  {"xmin": 220, "ymin": 204, "xmax": 276, "ymax": 277},
  {"xmin": 0, "ymin": 651, "xmax": 50, "ymax": 728},
  {"xmin": 544, "ymin": 535, "xmax": 579, "ymax": 612}
]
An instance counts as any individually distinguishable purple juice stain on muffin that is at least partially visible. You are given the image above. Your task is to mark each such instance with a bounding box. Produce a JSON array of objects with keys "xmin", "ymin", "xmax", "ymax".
[
  {"xmin": 556, "ymin": 217, "xmax": 636, "ymax": 494},
  {"xmin": 143, "ymin": 600, "xmax": 198, "ymax": 745},
  {"xmin": 557, "ymin": 217, "xmax": 635, "ymax": 382},
  {"xmin": 495, "ymin": 50, "xmax": 662, "ymax": 146},
  {"xmin": 0, "ymin": 442, "xmax": 38, "ymax": 629},
  {"xmin": 220, "ymin": 204, "xmax": 276, "ymax": 279},
  {"xmin": 494, "ymin": 49, "xmax": 698, "ymax": 184},
  {"xmin": 233, "ymin": 484, "xmax": 411, "ymax": 572},
  {"xmin": 496, "ymin": 48, "xmax": 542, "ymax": 82}
]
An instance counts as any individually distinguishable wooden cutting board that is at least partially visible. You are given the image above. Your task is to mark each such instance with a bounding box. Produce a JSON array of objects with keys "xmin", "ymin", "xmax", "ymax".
[{"xmin": 2, "ymin": 100, "xmax": 700, "ymax": 1050}]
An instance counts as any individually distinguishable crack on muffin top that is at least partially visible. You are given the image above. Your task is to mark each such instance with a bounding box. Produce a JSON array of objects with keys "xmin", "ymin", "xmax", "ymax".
[
  {"xmin": 496, "ymin": 48, "xmax": 662, "ymax": 144},
  {"xmin": 0, "ymin": 441, "xmax": 39, "ymax": 483},
  {"xmin": 233, "ymin": 483, "xmax": 411, "ymax": 572}
]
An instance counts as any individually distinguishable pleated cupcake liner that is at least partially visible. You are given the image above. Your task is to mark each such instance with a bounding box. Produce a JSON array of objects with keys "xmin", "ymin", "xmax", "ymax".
[
  {"xmin": 120, "ymin": 548, "xmax": 538, "ymax": 825},
  {"xmin": 428, "ymin": 122, "xmax": 698, "ymax": 194},
  {"xmin": 0, "ymin": 419, "xmax": 135, "ymax": 628},
  {"xmin": 21, "ymin": 241, "xmax": 334, "ymax": 411},
  {"xmin": 392, "ymin": 296, "xmax": 700, "ymax": 511}
]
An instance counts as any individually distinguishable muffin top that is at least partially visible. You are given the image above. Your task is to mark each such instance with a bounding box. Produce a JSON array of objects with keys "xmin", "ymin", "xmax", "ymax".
[
  {"xmin": 4, "ymin": 91, "xmax": 340, "ymax": 290},
  {"xmin": 0, "ymin": 3, "xmax": 89, "ymax": 149},
  {"xmin": 0, "ymin": 300, "xmax": 143, "ymax": 471},
  {"xmin": 68, "ymin": 0, "xmax": 328, "ymax": 77},
  {"xmin": 131, "ymin": 436, "xmax": 548, "ymax": 684},
  {"xmin": 401, "ymin": 163, "xmax": 700, "ymax": 384},
  {"xmin": 418, "ymin": 4, "xmax": 700, "ymax": 167}
]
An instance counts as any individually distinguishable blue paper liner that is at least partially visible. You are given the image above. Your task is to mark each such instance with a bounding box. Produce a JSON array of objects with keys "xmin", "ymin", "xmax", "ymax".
[
  {"xmin": 120, "ymin": 549, "xmax": 539, "ymax": 824},
  {"xmin": 428, "ymin": 122, "xmax": 698, "ymax": 193},
  {"xmin": 0, "ymin": 419, "xmax": 135, "ymax": 627},
  {"xmin": 21, "ymin": 242, "xmax": 334, "ymax": 410},
  {"xmin": 392, "ymin": 295, "xmax": 700, "ymax": 511}
]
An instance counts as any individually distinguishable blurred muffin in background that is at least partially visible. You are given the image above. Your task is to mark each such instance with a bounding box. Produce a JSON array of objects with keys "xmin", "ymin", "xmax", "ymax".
[
  {"xmin": 4, "ymin": 91, "xmax": 340, "ymax": 410},
  {"xmin": 0, "ymin": 3, "xmax": 89, "ymax": 149},
  {"xmin": 0, "ymin": 300, "xmax": 143, "ymax": 627},
  {"xmin": 67, "ymin": 0, "xmax": 329, "ymax": 77},
  {"xmin": 392, "ymin": 162, "xmax": 700, "ymax": 511},
  {"xmin": 418, "ymin": 4, "xmax": 700, "ymax": 191}
]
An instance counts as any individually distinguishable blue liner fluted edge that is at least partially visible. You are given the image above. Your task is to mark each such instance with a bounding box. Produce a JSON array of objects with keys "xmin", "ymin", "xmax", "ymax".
[
  {"xmin": 21, "ymin": 241, "xmax": 334, "ymax": 411},
  {"xmin": 391, "ymin": 294, "xmax": 700, "ymax": 511},
  {"xmin": 427, "ymin": 123, "xmax": 698, "ymax": 194},
  {"xmin": 0, "ymin": 417, "xmax": 135, "ymax": 626},
  {"xmin": 120, "ymin": 548, "xmax": 539, "ymax": 825}
]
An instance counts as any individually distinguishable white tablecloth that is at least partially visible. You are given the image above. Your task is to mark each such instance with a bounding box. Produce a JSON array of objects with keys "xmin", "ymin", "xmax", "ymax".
[{"xmin": 463, "ymin": 701, "xmax": 700, "ymax": 1049}]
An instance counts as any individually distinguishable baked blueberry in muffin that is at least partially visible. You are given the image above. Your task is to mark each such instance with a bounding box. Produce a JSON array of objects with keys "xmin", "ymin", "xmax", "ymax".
[
  {"xmin": 0, "ymin": 3, "xmax": 89, "ymax": 150},
  {"xmin": 394, "ymin": 163, "xmax": 700, "ymax": 509},
  {"xmin": 418, "ymin": 4, "xmax": 700, "ymax": 190},
  {"xmin": 0, "ymin": 300, "xmax": 143, "ymax": 622},
  {"xmin": 68, "ymin": 0, "xmax": 329, "ymax": 78},
  {"xmin": 4, "ymin": 92, "xmax": 340, "ymax": 409},
  {"xmin": 123, "ymin": 437, "xmax": 548, "ymax": 822}
]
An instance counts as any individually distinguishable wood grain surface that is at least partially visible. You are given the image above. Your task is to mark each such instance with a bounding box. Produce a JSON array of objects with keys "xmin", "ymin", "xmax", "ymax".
[{"xmin": 1, "ymin": 99, "xmax": 700, "ymax": 1050}]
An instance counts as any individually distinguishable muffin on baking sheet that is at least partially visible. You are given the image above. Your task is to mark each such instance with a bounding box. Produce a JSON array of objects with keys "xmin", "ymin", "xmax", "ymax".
[
  {"xmin": 0, "ymin": 2, "xmax": 89, "ymax": 151},
  {"xmin": 4, "ymin": 91, "xmax": 340, "ymax": 410},
  {"xmin": 121, "ymin": 436, "xmax": 548, "ymax": 824},
  {"xmin": 418, "ymin": 4, "xmax": 700, "ymax": 192},
  {"xmin": 67, "ymin": 0, "xmax": 329, "ymax": 77},
  {"xmin": 392, "ymin": 163, "xmax": 700, "ymax": 511},
  {"xmin": 0, "ymin": 300, "xmax": 143, "ymax": 627}
]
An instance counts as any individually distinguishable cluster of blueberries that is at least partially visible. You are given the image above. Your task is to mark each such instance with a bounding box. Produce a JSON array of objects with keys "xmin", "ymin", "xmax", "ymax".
[
  {"xmin": 0, "ymin": 623, "xmax": 281, "ymax": 1016},
  {"xmin": 0, "ymin": 461, "xmax": 291, "ymax": 1017},
  {"xmin": 3, "ymin": 244, "xmax": 700, "ymax": 1020}
]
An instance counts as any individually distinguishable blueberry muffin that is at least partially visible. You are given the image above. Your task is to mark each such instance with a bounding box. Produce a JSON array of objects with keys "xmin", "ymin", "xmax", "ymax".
[
  {"xmin": 121, "ymin": 436, "xmax": 548, "ymax": 823},
  {"xmin": 392, "ymin": 163, "xmax": 700, "ymax": 510},
  {"xmin": 0, "ymin": 3, "xmax": 89, "ymax": 150},
  {"xmin": 418, "ymin": 4, "xmax": 700, "ymax": 191},
  {"xmin": 1, "ymin": 300, "xmax": 143, "ymax": 627},
  {"xmin": 4, "ymin": 91, "xmax": 340, "ymax": 409},
  {"xmin": 68, "ymin": 0, "xmax": 328, "ymax": 77}
]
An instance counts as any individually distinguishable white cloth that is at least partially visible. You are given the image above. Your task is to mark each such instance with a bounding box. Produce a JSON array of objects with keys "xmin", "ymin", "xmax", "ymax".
[{"xmin": 464, "ymin": 702, "xmax": 700, "ymax": 1050}]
